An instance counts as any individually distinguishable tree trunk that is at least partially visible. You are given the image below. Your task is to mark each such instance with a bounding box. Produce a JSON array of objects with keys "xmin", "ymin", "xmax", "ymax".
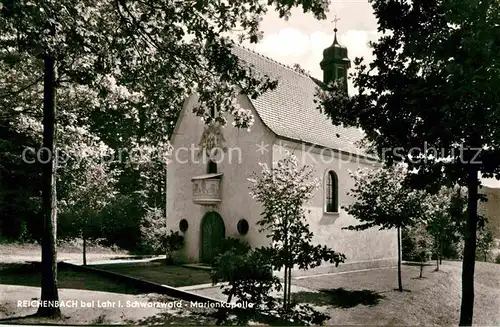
[
  {"xmin": 83, "ymin": 232, "xmax": 87, "ymax": 266},
  {"xmin": 397, "ymin": 225, "xmax": 403, "ymax": 292},
  {"xmin": 283, "ymin": 266, "xmax": 288, "ymax": 310},
  {"xmin": 439, "ymin": 238, "xmax": 442, "ymax": 265},
  {"xmin": 282, "ymin": 217, "xmax": 289, "ymax": 311},
  {"xmin": 37, "ymin": 53, "xmax": 60, "ymax": 318},
  {"xmin": 436, "ymin": 237, "xmax": 440, "ymax": 271},
  {"xmin": 419, "ymin": 263, "xmax": 423, "ymax": 278},
  {"xmin": 459, "ymin": 165, "xmax": 479, "ymax": 326},
  {"xmin": 287, "ymin": 264, "xmax": 292, "ymax": 305}
]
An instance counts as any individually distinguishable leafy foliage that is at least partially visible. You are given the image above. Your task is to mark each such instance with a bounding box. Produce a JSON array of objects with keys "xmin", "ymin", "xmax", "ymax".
[
  {"xmin": 0, "ymin": 0, "xmax": 332, "ymax": 248},
  {"xmin": 476, "ymin": 225, "xmax": 494, "ymax": 262},
  {"xmin": 216, "ymin": 154, "xmax": 345, "ymax": 324},
  {"xmin": 344, "ymin": 165, "xmax": 428, "ymax": 290},
  {"xmin": 210, "ymin": 155, "xmax": 344, "ymax": 325},
  {"xmin": 0, "ymin": 0, "xmax": 332, "ymax": 317},
  {"xmin": 212, "ymin": 242, "xmax": 281, "ymax": 315},
  {"xmin": 248, "ymin": 154, "xmax": 346, "ymax": 272},
  {"xmin": 318, "ymin": 0, "xmax": 500, "ymax": 320},
  {"xmin": 424, "ymin": 186, "xmax": 467, "ymax": 266},
  {"xmin": 343, "ymin": 165, "xmax": 426, "ymax": 231},
  {"xmin": 211, "ymin": 241, "xmax": 330, "ymax": 325},
  {"xmin": 140, "ymin": 208, "xmax": 184, "ymax": 261},
  {"xmin": 405, "ymin": 222, "xmax": 433, "ymax": 277}
]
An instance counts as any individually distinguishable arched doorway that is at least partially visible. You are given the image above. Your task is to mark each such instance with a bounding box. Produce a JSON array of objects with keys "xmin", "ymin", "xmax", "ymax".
[{"xmin": 200, "ymin": 211, "xmax": 225, "ymax": 264}]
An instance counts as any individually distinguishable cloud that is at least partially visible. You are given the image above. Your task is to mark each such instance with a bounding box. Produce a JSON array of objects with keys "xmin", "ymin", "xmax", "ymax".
[
  {"xmin": 480, "ymin": 173, "xmax": 500, "ymax": 188},
  {"xmin": 254, "ymin": 28, "xmax": 310, "ymax": 57},
  {"xmin": 244, "ymin": 27, "xmax": 378, "ymax": 92}
]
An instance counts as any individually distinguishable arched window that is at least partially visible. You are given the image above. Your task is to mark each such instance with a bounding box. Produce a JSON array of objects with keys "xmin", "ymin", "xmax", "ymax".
[
  {"xmin": 207, "ymin": 159, "xmax": 217, "ymax": 174},
  {"xmin": 326, "ymin": 171, "xmax": 338, "ymax": 213}
]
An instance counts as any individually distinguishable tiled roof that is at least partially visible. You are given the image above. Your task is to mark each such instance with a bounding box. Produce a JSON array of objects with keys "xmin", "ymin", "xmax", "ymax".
[{"xmin": 232, "ymin": 45, "xmax": 368, "ymax": 157}]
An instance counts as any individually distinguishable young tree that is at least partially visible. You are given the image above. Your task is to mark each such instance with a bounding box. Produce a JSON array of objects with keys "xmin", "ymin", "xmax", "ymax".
[
  {"xmin": 319, "ymin": 0, "xmax": 500, "ymax": 323},
  {"xmin": 59, "ymin": 155, "xmax": 116, "ymax": 265},
  {"xmin": 211, "ymin": 240, "xmax": 282, "ymax": 325},
  {"xmin": 0, "ymin": 0, "xmax": 331, "ymax": 317},
  {"xmin": 424, "ymin": 186, "xmax": 466, "ymax": 271},
  {"xmin": 476, "ymin": 225, "xmax": 494, "ymax": 262},
  {"xmin": 406, "ymin": 222, "xmax": 433, "ymax": 278},
  {"xmin": 343, "ymin": 166, "xmax": 426, "ymax": 291},
  {"xmin": 248, "ymin": 154, "xmax": 346, "ymax": 310},
  {"xmin": 140, "ymin": 207, "xmax": 184, "ymax": 263},
  {"xmin": 211, "ymin": 155, "xmax": 343, "ymax": 325}
]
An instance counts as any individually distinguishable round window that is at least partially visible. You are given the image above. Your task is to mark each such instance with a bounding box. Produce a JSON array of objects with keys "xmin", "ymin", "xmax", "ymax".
[
  {"xmin": 179, "ymin": 219, "xmax": 189, "ymax": 232},
  {"xmin": 237, "ymin": 219, "xmax": 249, "ymax": 235}
]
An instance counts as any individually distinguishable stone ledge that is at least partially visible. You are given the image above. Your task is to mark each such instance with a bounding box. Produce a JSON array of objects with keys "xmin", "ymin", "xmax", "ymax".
[{"xmin": 182, "ymin": 263, "xmax": 213, "ymax": 271}]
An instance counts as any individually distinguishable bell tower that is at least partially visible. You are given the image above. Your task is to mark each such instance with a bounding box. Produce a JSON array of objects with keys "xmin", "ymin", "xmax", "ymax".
[{"xmin": 320, "ymin": 16, "xmax": 351, "ymax": 93}]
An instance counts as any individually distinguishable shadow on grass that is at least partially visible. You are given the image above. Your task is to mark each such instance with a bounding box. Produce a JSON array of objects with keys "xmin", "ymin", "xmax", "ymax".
[
  {"xmin": 0, "ymin": 313, "xmax": 39, "ymax": 323},
  {"xmin": 292, "ymin": 288, "xmax": 385, "ymax": 308},
  {"xmin": 127, "ymin": 311, "xmax": 218, "ymax": 326},
  {"xmin": 0, "ymin": 263, "xmax": 144, "ymax": 295},
  {"xmin": 92, "ymin": 261, "xmax": 212, "ymax": 287},
  {"xmin": 388, "ymin": 288, "xmax": 412, "ymax": 293}
]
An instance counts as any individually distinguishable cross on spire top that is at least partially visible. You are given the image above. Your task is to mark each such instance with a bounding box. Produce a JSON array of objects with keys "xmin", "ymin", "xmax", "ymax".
[
  {"xmin": 331, "ymin": 15, "xmax": 340, "ymax": 43},
  {"xmin": 332, "ymin": 15, "xmax": 340, "ymax": 31}
]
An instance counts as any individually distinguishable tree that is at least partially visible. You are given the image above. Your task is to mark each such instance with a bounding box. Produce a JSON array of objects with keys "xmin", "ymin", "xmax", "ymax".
[
  {"xmin": 424, "ymin": 186, "xmax": 466, "ymax": 270},
  {"xmin": 1, "ymin": 0, "xmax": 331, "ymax": 317},
  {"xmin": 210, "ymin": 155, "xmax": 343, "ymax": 325},
  {"xmin": 0, "ymin": 115, "xmax": 42, "ymax": 241},
  {"xmin": 140, "ymin": 208, "xmax": 184, "ymax": 263},
  {"xmin": 343, "ymin": 165, "xmax": 425, "ymax": 291},
  {"xmin": 291, "ymin": 63, "xmax": 309, "ymax": 75},
  {"xmin": 319, "ymin": 0, "xmax": 500, "ymax": 323},
  {"xmin": 59, "ymin": 152, "xmax": 116, "ymax": 265},
  {"xmin": 476, "ymin": 224, "xmax": 494, "ymax": 262},
  {"xmin": 406, "ymin": 222, "xmax": 433, "ymax": 278},
  {"xmin": 211, "ymin": 239, "xmax": 281, "ymax": 325},
  {"xmin": 248, "ymin": 154, "xmax": 345, "ymax": 310}
]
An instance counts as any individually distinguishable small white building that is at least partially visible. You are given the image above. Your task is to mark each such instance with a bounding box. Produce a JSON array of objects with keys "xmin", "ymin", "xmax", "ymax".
[{"xmin": 167, "ymin": 31, "xmax": 398, "ymax": 276}]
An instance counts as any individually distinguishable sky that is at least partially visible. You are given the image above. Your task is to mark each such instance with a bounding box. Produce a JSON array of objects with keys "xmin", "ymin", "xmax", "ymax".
[
  {"xmin": 241, "ymin": 0, "xmax": 379, "ymax": 92},
  {"xmin": 241, "ymin": 0, "xmax": 500, "ymax": 188}
]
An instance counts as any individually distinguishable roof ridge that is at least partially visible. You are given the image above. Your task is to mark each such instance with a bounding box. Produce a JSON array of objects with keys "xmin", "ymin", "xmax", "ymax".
[{"xmin": 233, "ymin": 43, "xmax": 312, "ymax": 79}]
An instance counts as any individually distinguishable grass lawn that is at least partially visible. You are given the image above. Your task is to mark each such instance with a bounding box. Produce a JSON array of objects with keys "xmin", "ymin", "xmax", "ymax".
[
  {"xmin": 0, "ymin": 262, "xmax": 144, "ymax": 295},
  {"xmin": 92, "ymin": 261, "xmax": 212, "ymax": 287},
  {"xmin": 1, "ymin": 258, "xmax": 498, "ymax": 325},
  {"xmin": 291, "ymin": 261, "xmax": 500, "ymax": 326}
]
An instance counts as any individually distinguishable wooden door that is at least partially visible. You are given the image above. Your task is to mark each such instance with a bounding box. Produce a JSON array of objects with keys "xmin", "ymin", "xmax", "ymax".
[{"xmin": 200, "ymin": 211, "xmax": 225, "ymax": 264}]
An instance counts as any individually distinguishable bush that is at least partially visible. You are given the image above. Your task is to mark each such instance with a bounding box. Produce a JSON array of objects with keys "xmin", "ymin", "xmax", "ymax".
[
  {"xmin": 217, "ymin": 237, "xmax": 251, "ymax": 257},
  {"xmin": 100, "ymin": 195, "xmax": 143, "ymax": 251},
  {"xmin": 211, "ymin": 245, "xmax": 331, "ymax": 325},
  {"xmin": 495, "ymin": 253, "xmax": 500, "ymax": 264},
  {"xmin": 139, "ymin": 207, "xmax": 184, "ymax": 263},
  {"xmin": 402, "ymin": 227, "xmax": 416, "ymax": 261},
  {"xmin": 164, "ymin": 231, "xmax": 184, "ymax": 264},
  {"xmin": 139, "ymin": 207, "xmax": 167, "ymax": 255}
]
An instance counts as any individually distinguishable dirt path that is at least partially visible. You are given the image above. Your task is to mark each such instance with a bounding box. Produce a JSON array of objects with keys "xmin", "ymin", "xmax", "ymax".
[{"xmin": 0, "ymin": 243, "xmax": 129, "ymax": 264}]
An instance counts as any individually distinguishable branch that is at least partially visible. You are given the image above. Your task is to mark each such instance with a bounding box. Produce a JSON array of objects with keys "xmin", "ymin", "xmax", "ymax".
[
  {"xmin": 0, "ymin": 75, "xmax": 43, "ymax": 99},
  {"xmin": 342, "ymin": 222, "xmax": 378, "ymax": 231}
]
